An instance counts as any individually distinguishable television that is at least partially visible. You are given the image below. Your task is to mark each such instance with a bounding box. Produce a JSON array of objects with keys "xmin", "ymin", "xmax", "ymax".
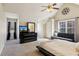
[{"xmin": 19, "ymin": 26, "xmax": 27, "ymax": 31}]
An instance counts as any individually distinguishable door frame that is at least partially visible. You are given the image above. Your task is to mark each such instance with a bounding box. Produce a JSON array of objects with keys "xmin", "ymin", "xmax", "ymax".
[{"xmin": 6, "ymin": 18, "xmax": 19, "ymax": 40}]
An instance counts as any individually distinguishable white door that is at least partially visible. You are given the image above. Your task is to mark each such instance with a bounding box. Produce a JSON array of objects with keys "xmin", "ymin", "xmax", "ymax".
[{"xmin": 46, "ymin": 20, "xmax": 52, "ymax": 38}]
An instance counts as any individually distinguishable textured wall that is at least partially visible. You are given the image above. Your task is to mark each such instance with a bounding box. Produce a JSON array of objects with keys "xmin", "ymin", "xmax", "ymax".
[{"xmin": 0, "ymin": 4, "xmax": 6, "ymax": 54}]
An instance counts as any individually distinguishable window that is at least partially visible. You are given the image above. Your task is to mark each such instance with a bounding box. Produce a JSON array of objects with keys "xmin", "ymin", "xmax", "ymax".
[
  {"xmin": 58, "ymin": 19, "xmax": 75, "ymax": 34},
  {"xmin": 59, "ymin": 22, "xmax": 66, "ymax": 33},
  {"xmin": 67, "ymin": 21, "xmax": 74, "ymax": 33}
]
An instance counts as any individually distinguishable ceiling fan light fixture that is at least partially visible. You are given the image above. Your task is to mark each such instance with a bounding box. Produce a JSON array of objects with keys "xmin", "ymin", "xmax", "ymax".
[
  {"xmin": 47, "ymin": 8, "xmax": 53, "ymax": 12},
  {"xmin": 41, "ymin": 3, "xmax": 59, "ymax": 12}
]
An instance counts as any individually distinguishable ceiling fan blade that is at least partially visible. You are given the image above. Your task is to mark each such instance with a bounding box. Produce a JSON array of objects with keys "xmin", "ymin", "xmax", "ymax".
[
  {"xmin": 41, "ymin": 6, "xmax": 48, "ymax": 7},
  {"xmin": 41, "ymin": 9, "xmax": 47, "ymax": 12},
  {"xmin": 53, "ymin": 7, "xmax": 59, "ymax": 10},
  {"xmin": 53, "ymin": 3, "xmax": 56, "ymax": 6}
]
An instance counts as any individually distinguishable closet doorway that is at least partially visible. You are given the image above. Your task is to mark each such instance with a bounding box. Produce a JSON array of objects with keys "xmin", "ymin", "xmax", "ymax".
[{"xmin": 7, "ymin": 18, "xmax": 17, "ymax": 40}]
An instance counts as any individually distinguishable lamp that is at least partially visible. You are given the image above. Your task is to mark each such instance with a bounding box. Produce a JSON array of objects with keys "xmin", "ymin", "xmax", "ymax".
[{"xmin": 54, "ymin": 31, "xmax": 58, "ymax": 36}]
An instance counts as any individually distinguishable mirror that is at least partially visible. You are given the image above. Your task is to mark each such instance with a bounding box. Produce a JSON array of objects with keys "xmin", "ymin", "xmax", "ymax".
[{"xmin": 28, "ymin": 22, "xmax": 35, "ymax": 32}]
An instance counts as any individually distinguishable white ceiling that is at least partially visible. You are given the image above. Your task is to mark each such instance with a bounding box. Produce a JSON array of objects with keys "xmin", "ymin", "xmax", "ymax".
[{"xmin": 3, "ymin": 3, "xmax": 63, "ymax": 22}]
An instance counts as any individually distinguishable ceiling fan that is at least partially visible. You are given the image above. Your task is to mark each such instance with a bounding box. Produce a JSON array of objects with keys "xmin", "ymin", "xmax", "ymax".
[{"xmin": 41, "ymin": 3, "xmax": 59, "ymax": 12}]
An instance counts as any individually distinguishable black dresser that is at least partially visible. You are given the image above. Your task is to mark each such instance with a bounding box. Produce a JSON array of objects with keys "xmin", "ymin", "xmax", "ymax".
[{"xmin": 19, "ymin": 32, "xmax": 37, "ymax": 44}]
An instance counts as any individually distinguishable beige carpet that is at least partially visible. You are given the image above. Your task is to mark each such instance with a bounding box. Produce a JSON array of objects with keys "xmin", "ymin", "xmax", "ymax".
[{"xmin": 1, "ymin": 40, "xmax": 44, "ymax": 56}]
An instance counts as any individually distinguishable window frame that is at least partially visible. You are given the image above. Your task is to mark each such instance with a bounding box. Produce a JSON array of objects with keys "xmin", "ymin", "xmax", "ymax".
[{"xmin": 58, "ymin": 19, "xmax": 75, "ymax": 34}]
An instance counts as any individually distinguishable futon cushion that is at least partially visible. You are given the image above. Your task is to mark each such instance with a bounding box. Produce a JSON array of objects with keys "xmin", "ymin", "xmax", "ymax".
[
  {"xmin": 39, "ymin": 39, "xmax": 78, "ymax": 56},
  {"xmin": 57, "ymin": 33, "xmax": 74, "ymax": 42}
]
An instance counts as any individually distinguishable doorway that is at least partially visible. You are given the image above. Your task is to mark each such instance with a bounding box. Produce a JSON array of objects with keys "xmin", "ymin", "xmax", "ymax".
[
  {"xmin": 45, "ymin": 20, "xmax": 52, "ymax": 38},
  {"xmin": 7, "ymin": 18, "xmax": 17, "ymax": 40}
]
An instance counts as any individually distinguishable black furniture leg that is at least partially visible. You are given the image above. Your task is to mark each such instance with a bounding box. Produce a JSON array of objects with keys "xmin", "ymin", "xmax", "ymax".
[{"xmin": 36, "ymin": 46, "xmax": 55, "ymax": 56}]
